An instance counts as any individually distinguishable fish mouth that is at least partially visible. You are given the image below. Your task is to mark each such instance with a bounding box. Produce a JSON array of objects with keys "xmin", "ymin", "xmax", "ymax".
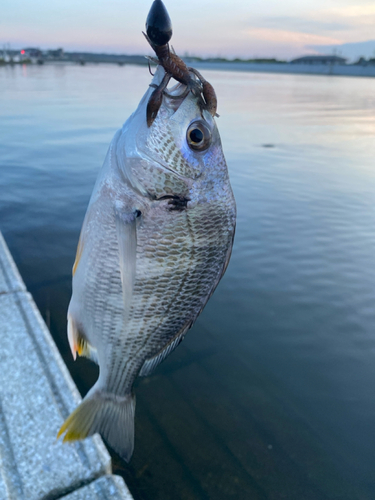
[
  {"xmin": 162, "ymin": 81, "xmax": 191, "ymax": 111},
  {"xmin": 148, "ymin": 78, "xmax": 197, "ymax": 116}
]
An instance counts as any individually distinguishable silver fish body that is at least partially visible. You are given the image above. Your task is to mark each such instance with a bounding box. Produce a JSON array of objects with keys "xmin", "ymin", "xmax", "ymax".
[{"xmin": 58, "ymin": 67, "xmax": 236, "ymax": 461}]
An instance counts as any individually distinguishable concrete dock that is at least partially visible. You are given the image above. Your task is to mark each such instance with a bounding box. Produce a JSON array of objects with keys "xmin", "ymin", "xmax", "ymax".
[{"xmin": 0, "ymin": 232, "xmax": 133, "ymax": 499}]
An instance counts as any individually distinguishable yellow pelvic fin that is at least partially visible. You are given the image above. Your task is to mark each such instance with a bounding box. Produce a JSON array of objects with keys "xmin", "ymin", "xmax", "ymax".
[
  {"xmin": 67, "ymin": 316, "xmax": 98, "ymax": 363},
  {"xmin": 67, "ymin": 315, "xmax": 78, "ymax": 360}
]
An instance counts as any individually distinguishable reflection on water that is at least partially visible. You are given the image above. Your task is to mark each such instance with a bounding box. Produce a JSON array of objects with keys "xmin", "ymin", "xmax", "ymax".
[{"xmin": 1, "ymin": 64, "xmax": 375, "ymax": 499}]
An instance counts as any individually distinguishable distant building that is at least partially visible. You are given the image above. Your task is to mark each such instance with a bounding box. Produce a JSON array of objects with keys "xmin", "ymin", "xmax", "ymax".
[
  {"xmin": 354, "ymin": 57, "xmax": 367, "ymax": 66},
  {"xmin": 291, "ymin": 55, "xmax": 347, "ymax": 65},
  {"xmin": 46, "ymin": 48, "xmax": 64, "ymax": 59},
  {"xmin": 20, "ymin": 48, "xmax": 42, "ymax": 59},
  {"xmin": 353, "ymin": 57, "xmax": 375, "ymax": 66}
]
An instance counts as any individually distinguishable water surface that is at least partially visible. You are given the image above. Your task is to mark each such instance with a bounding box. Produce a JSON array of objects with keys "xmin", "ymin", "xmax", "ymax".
[{"xmin": 1, "ymin": 64, "xmax": 375, "ymax": 499}]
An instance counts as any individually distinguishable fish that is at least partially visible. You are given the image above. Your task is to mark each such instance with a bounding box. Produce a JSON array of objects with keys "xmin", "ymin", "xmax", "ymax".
[{"xmin": 58, "ymin": 0, "xmax": 236, "ymax": 462}]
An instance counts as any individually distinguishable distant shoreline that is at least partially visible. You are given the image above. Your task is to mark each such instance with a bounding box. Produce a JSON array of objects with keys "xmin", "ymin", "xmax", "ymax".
[
  {"xmin": 190, "ymin": 61, "xmax": 375, "ymax": 78},
  {"xmin": 2, "ymin": 57, "xmax": 375, "ymax": 78}
]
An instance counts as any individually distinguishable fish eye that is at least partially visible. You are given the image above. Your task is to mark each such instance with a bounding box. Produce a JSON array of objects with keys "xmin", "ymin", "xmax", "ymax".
[{"xmin": 186, "ymin": 121, "xmax": 211, "ymax": 151}]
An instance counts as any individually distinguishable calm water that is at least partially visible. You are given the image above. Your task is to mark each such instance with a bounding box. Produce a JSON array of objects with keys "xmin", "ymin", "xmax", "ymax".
[{"xmin": 1, "ymin": 64, "xmax": 375, "ymax": 499}]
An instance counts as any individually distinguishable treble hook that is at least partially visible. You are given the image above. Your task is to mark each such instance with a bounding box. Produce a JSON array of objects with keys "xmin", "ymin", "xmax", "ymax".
[{"xmin": 148, "ymin": 59, "xmax": 155, "ymax": 76}]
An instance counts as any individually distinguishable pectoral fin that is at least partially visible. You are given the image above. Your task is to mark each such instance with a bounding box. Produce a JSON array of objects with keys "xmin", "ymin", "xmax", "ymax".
[{"xmin": 115, "ymin": 210, "xmax": 138, "ymax": 322}]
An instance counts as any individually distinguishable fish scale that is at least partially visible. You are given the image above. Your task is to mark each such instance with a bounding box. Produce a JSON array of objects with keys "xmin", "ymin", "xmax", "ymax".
[{"xmin": 58, "ymin": 65, "xmax": 236, "ymax": 462}]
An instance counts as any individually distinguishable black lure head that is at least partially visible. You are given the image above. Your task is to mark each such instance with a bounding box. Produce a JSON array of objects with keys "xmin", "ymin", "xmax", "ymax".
[
  {"xmin": 146, "ymin": 0, "xmax": 173, "ymax": 47},
  {"xmin": 144, "ymin": 0, "xmax": 218, "ymax": 127}
]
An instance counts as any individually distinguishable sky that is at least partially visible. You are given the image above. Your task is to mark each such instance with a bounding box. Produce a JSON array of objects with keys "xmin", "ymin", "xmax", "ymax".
[{"xmin": 2, "ymin": 0, "xmax": 375, "ymax": 60}]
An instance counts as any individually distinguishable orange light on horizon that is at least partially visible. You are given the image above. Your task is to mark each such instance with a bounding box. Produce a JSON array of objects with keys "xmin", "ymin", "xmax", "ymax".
[{"xmin": 20, "ymin": 50, "xmax": 25, "ymax": 54}]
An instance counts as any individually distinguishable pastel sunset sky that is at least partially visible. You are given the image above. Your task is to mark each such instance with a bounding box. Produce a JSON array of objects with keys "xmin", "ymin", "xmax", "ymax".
[{"xmin": 2, "ymin": 0, "xmax": 375, "ymax": 59}]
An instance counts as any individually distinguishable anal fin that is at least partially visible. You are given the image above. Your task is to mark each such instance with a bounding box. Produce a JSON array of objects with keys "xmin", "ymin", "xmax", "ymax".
[{"xmin": 139, "ymin": 321, "xmax": 192, "ymax": 377}]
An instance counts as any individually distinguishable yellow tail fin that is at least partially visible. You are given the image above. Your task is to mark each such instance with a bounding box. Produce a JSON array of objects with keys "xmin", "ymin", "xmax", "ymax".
[{"xmin": 58, "ymin": 390, "xmax": 136, "ymax": 462}]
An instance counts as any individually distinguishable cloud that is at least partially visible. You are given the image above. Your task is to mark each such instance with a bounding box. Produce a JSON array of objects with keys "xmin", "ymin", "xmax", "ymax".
[
  {"xmin": 331, "ymin": 5, "xmax": 375, "ymax": 17},
  {"xmin": 244, "ymin": 28, "xmax": 341, "ymax": 46},
  {"xmin": 244, "ymin": 4, "xmax": 375, "ymax": 46},
  {"xmin": 256, "ymin": 16, "xmax": 351, "ymax": 34}
]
